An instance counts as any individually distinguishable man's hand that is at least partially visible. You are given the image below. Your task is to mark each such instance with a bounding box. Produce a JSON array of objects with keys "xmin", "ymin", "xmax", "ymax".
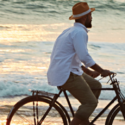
[
  {"xmin": 90, "ymin": 63, "xmax": 115, "ymax": 77},
  {"xmin": 100, "ymin": 70, "xmax": 114, "ymax": 77}
]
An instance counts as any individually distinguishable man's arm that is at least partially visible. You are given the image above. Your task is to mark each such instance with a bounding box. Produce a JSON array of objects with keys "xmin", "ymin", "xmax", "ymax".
[
  {"xmin": 90, "ymin": 63, "xmax": 113, "ymax": 77},
  {"xmin": 73, "ymin": 31, "xmax": 113, "ymax": 77},
  {"xmin": 81, "ymin": 65, "xmax": 100, "ymax": 78},
  {"xmin": 73, "ymin": 31, "xmax": 95, "ymax": 68},
  {"xmin": 90, "ymin": 63, "xmax": 103, "ymax": 73},
  {"xmin": 82, "ymin": 63, "xmax": 114, "ymax": 78},
  {"xmin": 81, "ymin": 65, "xmax": 90, "ymax": 74}
]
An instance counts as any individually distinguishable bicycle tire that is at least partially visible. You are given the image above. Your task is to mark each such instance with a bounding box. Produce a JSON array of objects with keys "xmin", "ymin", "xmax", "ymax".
[
  {"xmin": 105, "ymin": 102, "xmax": 125, "ymax": 125},
  {"xmin": 6, "ymin": 96, "xmax": 68, "ymax": 125}
]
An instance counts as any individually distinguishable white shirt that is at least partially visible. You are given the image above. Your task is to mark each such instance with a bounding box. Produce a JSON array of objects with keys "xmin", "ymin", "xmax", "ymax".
[{"xmin": 47, "ymin": 22, "xmax": 95, "ymax": 86}]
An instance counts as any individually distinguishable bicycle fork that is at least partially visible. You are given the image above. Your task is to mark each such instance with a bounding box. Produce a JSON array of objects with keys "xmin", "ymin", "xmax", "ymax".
[{"xmin": 110, "ymin": 76, "xmax": 125, "ymax": 120}]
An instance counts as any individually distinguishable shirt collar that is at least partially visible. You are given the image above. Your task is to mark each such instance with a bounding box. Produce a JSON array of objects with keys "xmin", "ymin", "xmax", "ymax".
[{"xmin": 74, "ymin": 22, "xmax": 89, "ymax": 33}]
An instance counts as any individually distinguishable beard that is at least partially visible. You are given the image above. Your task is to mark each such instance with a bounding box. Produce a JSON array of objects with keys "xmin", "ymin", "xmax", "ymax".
[{"xmin": 85, "ymin": 17, "xmax": 92, "ymax": 28}]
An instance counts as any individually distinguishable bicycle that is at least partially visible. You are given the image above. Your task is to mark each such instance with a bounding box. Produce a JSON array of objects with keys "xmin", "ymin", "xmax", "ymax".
[{"xmin": 6, "ymin": 74, "xmax": 125, "ymax": 125}]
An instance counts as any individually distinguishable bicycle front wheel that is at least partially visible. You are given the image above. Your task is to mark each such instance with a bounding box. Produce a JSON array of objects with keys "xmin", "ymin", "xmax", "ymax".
[
  {"xmin": 6, "ymin": 96, "xmax": 67, "ymax": 125},
  {"xmin": 106, "ymin": 102, "xmax": 125, "ymax": 125}
]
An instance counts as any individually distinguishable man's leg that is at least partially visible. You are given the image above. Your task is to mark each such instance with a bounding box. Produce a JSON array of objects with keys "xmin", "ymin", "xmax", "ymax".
[
  {"xmin": 61, "ymin": 72, "xmax": 98, "ymax": 125},
  {"xmin": 82, "ymin": 73, "xmax": 102, "ymax": 99},
  {"xmin": 80, "ymin": 73, "xmax": 102, "ymax": 125}
]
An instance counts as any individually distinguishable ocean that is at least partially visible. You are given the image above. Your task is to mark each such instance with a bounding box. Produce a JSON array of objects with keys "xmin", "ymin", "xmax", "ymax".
[{"xmin": 0, "ymin": 0, "xmax": 125, "ymax": 124}]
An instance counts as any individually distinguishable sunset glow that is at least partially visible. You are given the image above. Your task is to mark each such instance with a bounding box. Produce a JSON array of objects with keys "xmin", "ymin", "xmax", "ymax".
[{"xmin": 0, "ymin": 0, "xmax": 125, "ymax": 124}]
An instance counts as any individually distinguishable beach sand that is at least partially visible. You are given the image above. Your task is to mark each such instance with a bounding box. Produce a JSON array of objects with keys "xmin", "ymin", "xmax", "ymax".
[{"xmin": 0, "ymin": 96, "xmax": 124, "ymax": 125}]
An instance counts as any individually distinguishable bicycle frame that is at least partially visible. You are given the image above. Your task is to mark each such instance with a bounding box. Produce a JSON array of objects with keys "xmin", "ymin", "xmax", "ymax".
[
  {"xmin": 36, "ymin": 76, "xmax": 125, "ymax": 125},
  {"xmin": 37, "ymin": 87, "xmax": 118, "ymax": 125}
]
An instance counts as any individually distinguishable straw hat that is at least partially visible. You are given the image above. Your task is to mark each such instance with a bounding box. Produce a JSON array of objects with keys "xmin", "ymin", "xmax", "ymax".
[{"xmin": 69, "ymin": 2, "xmax": 95, "ymax": 20}]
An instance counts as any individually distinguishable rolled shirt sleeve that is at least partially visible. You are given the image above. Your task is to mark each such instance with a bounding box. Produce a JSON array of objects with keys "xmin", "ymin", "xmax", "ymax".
[{"xmin": 73, "ymin": 30, "xmax": 95, "ymax": 67}]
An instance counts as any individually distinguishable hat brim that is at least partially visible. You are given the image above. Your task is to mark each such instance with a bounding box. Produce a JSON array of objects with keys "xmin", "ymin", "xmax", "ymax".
[{"xmin": 69, "ymin": 8, "xmax": 95, "ymax": 20}]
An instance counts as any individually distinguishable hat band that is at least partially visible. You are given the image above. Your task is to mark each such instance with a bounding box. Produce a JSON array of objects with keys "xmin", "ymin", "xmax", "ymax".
[{"xmin": 73, "ymin": 9, "xmax": 91, "ymax": 18}]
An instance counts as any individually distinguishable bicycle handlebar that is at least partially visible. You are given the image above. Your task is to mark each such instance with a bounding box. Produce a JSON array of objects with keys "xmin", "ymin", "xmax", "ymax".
[{"xmin": 98, "ymin": 73, "xmax": 117, "ymax": 84}]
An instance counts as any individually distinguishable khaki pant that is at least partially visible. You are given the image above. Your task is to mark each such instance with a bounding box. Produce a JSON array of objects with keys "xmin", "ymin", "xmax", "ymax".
[{"xmin": 61, "ymin": 72, "xmax": 102, "ymax": 120}]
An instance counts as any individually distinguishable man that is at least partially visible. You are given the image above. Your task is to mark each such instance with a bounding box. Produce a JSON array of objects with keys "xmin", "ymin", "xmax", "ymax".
[{"xmin": 47, "ymin": 2, "xmax": 113, "ymax": 125}]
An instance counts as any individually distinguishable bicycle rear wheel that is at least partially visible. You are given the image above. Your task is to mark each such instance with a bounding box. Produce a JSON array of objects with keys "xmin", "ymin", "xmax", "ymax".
[
  {"xmin": 106, "ymin": 102, "xmax": 125, "ymax": 125},
  {"xmin": 6, "ymin": 96, "xmax": 67, "ymax": 125}
]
